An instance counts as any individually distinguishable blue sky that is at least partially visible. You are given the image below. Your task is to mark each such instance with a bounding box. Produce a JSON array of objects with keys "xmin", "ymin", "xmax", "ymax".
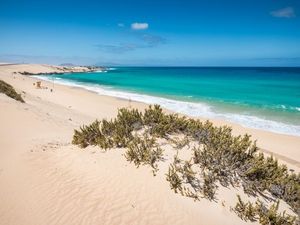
[{"xmin": 0, "ymin": 0, "xmax": 300, "ymax": 66}]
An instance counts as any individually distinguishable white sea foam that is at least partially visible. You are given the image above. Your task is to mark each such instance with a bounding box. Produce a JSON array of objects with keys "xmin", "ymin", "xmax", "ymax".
[
  {"xmin": 33, "ymin": 75, "xmax": 300, "ymax": 137},
  {"xmin": 280, "ymin": 105, "xmax": 286, "ymax": 109}
]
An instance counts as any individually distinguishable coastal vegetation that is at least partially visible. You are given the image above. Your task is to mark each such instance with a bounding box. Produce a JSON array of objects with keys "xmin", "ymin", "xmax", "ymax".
[
  {"xmin": 0, "ymin": 79, "xmax": 25, "ymax": 103},
  {"xmin": 72, "ymin": 105, "xmax": 299, "ymax": 224},
  {"xmin": 233, "ymin": 195, "xmax": 296, "ymax": 225},
  {"xmin": 125, "ymin": 134, "xmax": 163, "ymax": 175}
]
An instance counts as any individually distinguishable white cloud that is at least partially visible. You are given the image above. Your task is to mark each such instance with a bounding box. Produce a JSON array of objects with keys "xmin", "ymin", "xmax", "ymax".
[
  {"xmin": 271, "ymin": 7, "xmax": 295, "ymax": 18},
  {"xmin": 131, "ymin": 22, "xmax": 149, "ymax": 30}
]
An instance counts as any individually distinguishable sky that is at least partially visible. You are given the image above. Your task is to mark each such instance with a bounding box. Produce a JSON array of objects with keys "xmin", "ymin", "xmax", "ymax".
[{"xmin": 0, "ymin": 0, "xmax": 300, "ymax": 66}]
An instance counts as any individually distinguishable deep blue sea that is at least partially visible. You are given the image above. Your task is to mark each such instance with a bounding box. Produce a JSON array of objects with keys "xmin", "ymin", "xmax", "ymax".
[{"xmin": 36, "ymin": 67, "xmax": 300, "ymax": 136}]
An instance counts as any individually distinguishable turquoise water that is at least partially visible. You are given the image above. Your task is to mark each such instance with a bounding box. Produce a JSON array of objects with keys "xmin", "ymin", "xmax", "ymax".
[{"xmin": 39, "ymin": 67, "xmax": 300, "ymax": 136}]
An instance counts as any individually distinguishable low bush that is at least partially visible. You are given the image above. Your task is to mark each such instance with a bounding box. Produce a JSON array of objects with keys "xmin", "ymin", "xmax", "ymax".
[
  {"xmin": 72, "ymin": 104, "xmax": 299, "ymax": 222},
  {"xmin": 166, "ymin": 163, "xmax": 183, "ymax": 193},
  {"xmin": 0, "ymin": 80, "xmax": 25, "ymax": 103},
  {"xmin": 125, "ymin": 134, "xmax": 163, "ymax": 174},
  {"xmin": 233, "ymin": 195, "xmax": 296, "ymax": 225}
]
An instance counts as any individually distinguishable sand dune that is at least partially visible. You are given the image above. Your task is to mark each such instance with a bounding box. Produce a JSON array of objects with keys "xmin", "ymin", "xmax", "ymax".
[
  {"xmin": 0, "ymin": 93, "xmax": 248, "ymax": 225},
  {"xmin": 0, "ymin": 64, "xmax": 298, "ymax": 225}
]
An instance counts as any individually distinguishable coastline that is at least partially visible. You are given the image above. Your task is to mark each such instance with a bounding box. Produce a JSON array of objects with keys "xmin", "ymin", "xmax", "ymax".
[
  {"xmin": 0, "ymin": 64, "xmax": 299, "ymax": 225},
  {"xmin": 1, "ymin": 64, "xmax": 299, "ymax": 167},
  {"xmin": 36, "ymin": 67, "xmax": 300, "ymax": 137},
  {"xmin": 0, "ymin": 63, "xmax": 104, "ymax": 74}
]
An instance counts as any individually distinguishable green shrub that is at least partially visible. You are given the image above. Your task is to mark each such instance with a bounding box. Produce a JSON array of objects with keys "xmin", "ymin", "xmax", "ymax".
[
  {"xmin": 0, "ymin": 80, "xmax": 25, "ymax": 103},
  {"xmin": 116, "ymin": 107, "xmax": 143, "ymax": 130},
  {"xmin": 233, "ymin": 196, "xmax": 296, "ymax": 225},
  {"xmin": 72, "ymin": 105, "xmax": 300, "ymax": 218},
  {"xmin": 234, "ymin": 195, "xmax": 257, "ymax": 221},
  {"xmin": 181, "ymin": 160, "xmax": 197, "ymax": 185},
  {"xmin": 166, "ymin": 164, "xmax": 183, "ymax": 193},
  {"xmin": 125, "ymin": 134, "xmax": 163, "ymax": 174},
  {"xmin": 72, "ymin": 120, "xmax": 102, "ymax": 148},
  {"xmin": 143, "ymin": 104, "xmax": 165, "ymax": 126},
  {"xmin": 201, "ymin": 172, "xmax": 217, "ymax": 200}
]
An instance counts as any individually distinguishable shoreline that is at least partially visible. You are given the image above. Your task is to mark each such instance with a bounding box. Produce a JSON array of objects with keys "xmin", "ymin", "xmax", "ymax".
[
  {"xmin": 45, "ymin": 77, "xmax": 300, "ymax": 169},
  {"xmin": 35, "ymin": 70, "xmax": 300, "ymax": 137},
  {"xmin": 1, "ymin": 63, "xmax": 299, "ymax": 168}
]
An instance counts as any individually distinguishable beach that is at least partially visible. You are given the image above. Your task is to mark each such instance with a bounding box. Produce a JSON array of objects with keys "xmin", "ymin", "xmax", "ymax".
[{"xmin": 0, "ymin": 64, "xmax": 299, "ymax": 225}]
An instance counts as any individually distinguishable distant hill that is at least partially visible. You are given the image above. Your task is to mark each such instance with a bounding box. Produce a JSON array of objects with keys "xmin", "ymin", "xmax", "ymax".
[{"xmin": 60, "ymin": 63, "xmax": 76, "ymax": 67}]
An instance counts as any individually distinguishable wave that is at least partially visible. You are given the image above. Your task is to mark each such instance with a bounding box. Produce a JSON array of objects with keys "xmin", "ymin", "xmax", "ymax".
[
  {"xmin": 95, "ymin": 68, "xmax": 116, "ymax": 73},
  {"xmin": 32, "ymin": 75, "xmax": 300, "ymax": 137},
  {"xmin": 274, "ymin": 104, "xmax": 300, "ymax": 113}
]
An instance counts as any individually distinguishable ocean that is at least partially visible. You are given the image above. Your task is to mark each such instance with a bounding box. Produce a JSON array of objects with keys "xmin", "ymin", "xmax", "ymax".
[{"xmin": 35, "ymin": 67, "xmax": 300, "ymax": 136}]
